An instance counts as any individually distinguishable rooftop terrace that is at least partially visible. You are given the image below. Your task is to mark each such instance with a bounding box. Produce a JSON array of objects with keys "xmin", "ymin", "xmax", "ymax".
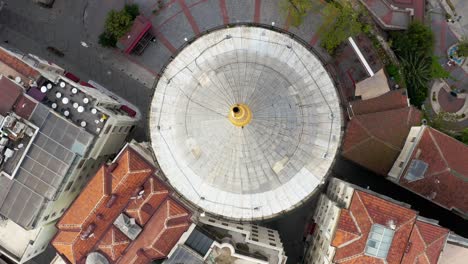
[{"xmin": 30, "ymin": 78, "xmax": 108, "ymax": 136}]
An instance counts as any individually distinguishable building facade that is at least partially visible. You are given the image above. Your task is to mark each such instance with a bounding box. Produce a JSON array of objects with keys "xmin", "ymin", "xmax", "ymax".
[
  {"xmin": 165, "ymin": 216, "xmax": 287, "ymax": 264},
  {"xmin": 304, "ymin": 178, "xmax": 451, "ymax": 264},
  {"xmin": 0, "ymin": 46, "xmax": 140, "ymax": 263}
]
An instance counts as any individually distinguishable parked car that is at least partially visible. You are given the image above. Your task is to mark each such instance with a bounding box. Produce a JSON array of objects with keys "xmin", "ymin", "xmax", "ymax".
[{"xmin": 33, "ymin": 0, "xmax": 55, "ymax": 8}]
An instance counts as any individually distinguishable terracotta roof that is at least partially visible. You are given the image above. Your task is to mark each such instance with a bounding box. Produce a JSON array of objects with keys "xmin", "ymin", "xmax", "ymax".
[
  {"xmin": 401, "ymin": 220, "xmax": 448, "ymax": 264},
  {"xmin": 52, "ymin": 145, "xmax": 191, "ymax": 264},
  {"xmin": 0, "ymin": 48, "xmax": 40, "ymax": 79},
  {"xmin": 117, "ymin": 16, "xmax": 152, "ymax": 54},
  {"xmin": 342, "ymin": 106, "xmax": 422, "ymax": 175},
  {"xmin": 350, "ymin": 89, "xmax": 409, "ymax": 116},
  {"xmin": 332, "ymin": 190, "xmax": 418, "ymax": 264},
  {"xmin": 116, "ymin": 198, "xmax": 191, "ymax": 264},
  {"xmin": 0, "ymin": 75, "xmax": 22, "ymax": 115},
  {"xmin": 398, "ymin": 127, "xmax": 468, "ymax": 216},
  {"xmin": 97, "ymin": 226, "xmax": 131, "ymax": 262}
]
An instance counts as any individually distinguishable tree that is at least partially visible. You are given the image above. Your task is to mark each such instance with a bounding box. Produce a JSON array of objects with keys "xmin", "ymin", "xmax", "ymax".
[
  {"xmin": 280, "ymin": 0, "xmax": 313, "ymax": 27},
  {"xmin": 98, "ymin": 32, "xmax": 117, "ymax": 48},
  {"xmin": 430, "ymin": 56, "xmax": 450, "ymax": 79},
  {"xmin": 124, "ymin": 4, "xmax": 140, "ymax": 20},
  {"xmin": 458, "ymin": 39, "xmax": 468, "ymax": 57},
  {"xmin": 457, "ymin": 128, "xmax": 468, "ymax": 145},
  {"xmin": 318, "ymin": 1, "xmax": 363, "ymax": 54},
  {"xmin": 399, "ymin": 51, "xmax": 431, "ymax": 107},
  {"xmin": 104, "ymin": 10, "xmax": 133, "ymax": 39},
  {"xmin": 391, "ymin": 22, "xmax": 434, "ymax": 57}
]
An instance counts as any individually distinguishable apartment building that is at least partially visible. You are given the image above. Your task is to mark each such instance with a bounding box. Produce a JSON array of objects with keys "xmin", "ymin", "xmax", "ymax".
[
  {"xmin": 304, "ymin": 177, "xmax": 452, "ymax": 264},
  {"xmin": 0, "ymin": 46, "xmax": 140, "ymax": 263}
]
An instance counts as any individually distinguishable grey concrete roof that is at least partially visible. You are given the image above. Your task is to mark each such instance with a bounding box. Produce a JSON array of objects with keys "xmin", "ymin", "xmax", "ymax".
[
  {"xmin": 150, "ymin": 27, "xmax": 342, "ymax": 220},
  {"xmin": 164, "ymin": 246, "xmax": 204, "ymax": 264},
  {"xmin": 0, "ymin": 103, "xmax": 94, "ymax": 228}
]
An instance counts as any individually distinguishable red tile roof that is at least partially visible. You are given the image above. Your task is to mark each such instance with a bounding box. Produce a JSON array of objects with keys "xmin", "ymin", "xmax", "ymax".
[
  {"xmin": 0, "ymin": 76, "xmax": 22, "ymax": 115},
  {"xmin": 401, "ymin": 220, "xmax": 448, "ymax": 264},
  {"xmin": 398, "ymin": 127, "xmax": 468, "ymax": 216},
  {"xmin": 342, "ymin": 106, "xmax": 422, "ymax": 175},
  {"xmin": 332, "ymin": 190, "xmax": 418, "ymax": 264},
  {"xmin": 13, "ymin": 94, "xmax": 38, "ymax": 120},
  {"xmin": 52, "ymin": 145, "xmax": 192, "ymax": 264},
  {"xmin": 116, "ymin": 198, "xmax": 191, "ymax": 264},
  {"xmin": 350, "ymin": 89, "xmax": 409, "ymax": 116},
  {"xmin": 0, "ymin": 48, "xmax": 40, "ymax": 79}
]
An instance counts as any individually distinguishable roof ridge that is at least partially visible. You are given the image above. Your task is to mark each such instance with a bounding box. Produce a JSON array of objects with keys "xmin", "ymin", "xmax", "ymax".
[
  {"xmin": 356, "ymin": 191, "xmax": 374, "ymax": 225},
  {"xmin": 427, "ymin": 128, "xmax": 450, "ymax": 169}
]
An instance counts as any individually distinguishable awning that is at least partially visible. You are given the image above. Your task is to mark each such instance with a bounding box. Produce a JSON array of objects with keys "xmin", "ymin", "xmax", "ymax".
[
  {"xmin": 120, "ymin": 105, "xmax": 137, "ymax": 117},
  {"xmin": 64, "ymin": 72, "xmax": 80, "ymax": 83}
]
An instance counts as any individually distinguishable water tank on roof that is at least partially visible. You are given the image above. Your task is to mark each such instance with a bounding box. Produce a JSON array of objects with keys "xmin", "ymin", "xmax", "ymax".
[{"xmin": 85, "ymin": 252, "xmax": 109, "ymax": 264}]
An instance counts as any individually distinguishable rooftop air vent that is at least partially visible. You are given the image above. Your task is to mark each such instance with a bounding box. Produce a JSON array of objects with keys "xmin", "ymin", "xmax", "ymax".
[{"xmin": 80, "ymin": 223, "xmax": 96, "ymax": 240}]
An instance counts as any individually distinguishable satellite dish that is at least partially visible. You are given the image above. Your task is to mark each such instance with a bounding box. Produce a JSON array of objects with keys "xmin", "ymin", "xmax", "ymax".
[{"xmin": 86, "ymin": 252, "xmax": 109, "ymax": 264}]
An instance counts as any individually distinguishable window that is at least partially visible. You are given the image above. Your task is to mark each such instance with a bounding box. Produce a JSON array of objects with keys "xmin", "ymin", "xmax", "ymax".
[
  {"xmin": 60, "ymin": 208, "xmax": 65, "ymax": 213},
  {"xmin": 269, "ymin": 243, "xmax": 276, "ymax": 246},
  {"xmin": 104, "ymin": 125, "xmax": 112, "ymax": 134},
  {"xmin": 77, "ymin": 159, "xmax": 85, "ymax": 169},
  {"xmin": 51, "ymin": 212, "xmax": 56, "ymax": 218},
  {"xmin": 410, "ymin": 137, "xmax": 416, "ymax": 142},
  {"xmin": 236, "ymin": 226, "xmax": 244, "ymax": 230},
  {"xmin": 112, "ymin": 126, "xmax": 118, "ymax": 133},
  {"xmin": 119, "ymin": 126, "xmax": 124, "ymax": 133},
  {"xmin": 365, "ymin": 224, "xmax": 395, "ymax": 259},
  {"xmin": 43, "ymin": 215, "xmax": 49, "ymax": 221},
  {"xmin": 252, "ymin": 238, "xmax": 258, "ymax": 242},
  {"xmin": 65, "ymin": 181, "xmax": 73, "ymax": 192}
]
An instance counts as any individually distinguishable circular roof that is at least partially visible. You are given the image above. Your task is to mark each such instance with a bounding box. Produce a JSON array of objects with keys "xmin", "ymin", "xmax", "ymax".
[{"xmin": 150, "ymin": 27, "xmax": 342, "ymax": 220}]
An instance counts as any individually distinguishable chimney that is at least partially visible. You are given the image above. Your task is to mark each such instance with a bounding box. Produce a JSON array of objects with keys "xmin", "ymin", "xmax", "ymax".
[
  {"xmin": 80, "ymin": 223, "xmax": 96, "ymax": 240},
  {"xmin": 106, "ymin": 194, "xmax": 118, "ymax": 208}
]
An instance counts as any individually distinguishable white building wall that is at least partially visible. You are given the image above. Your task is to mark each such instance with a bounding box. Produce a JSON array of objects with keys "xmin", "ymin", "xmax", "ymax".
[
  {"xmin": 304, "ymin": 179, "xmax": 357, "ymax": 264},
  {"xmin": 199, "ymin": 216, "xmax": 287, "ymax": 264},
  {"xmin": 388, "ymin": 126, "xmax": 424, "ymax": 180},
  {"xmin": 19, "ymin": 223, "xmax": 57, "ymax": 264}
]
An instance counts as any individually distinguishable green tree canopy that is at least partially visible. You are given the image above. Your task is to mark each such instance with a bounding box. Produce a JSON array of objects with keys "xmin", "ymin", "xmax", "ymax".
[
  {"xmin": 430, "ymin": 56, "xmax": 450, "ymax": 79},
  {"xmin": 280, "ymin": 0, "xmax": 313, "ymax": 27},
  {"xmin": 458, "ymin": 39, "xmax": 468, "ymax": 57},
  {"xmin": 318, "ymin": 1, "xmax": 363, "ymax": 54},
  {"xmin": 98, "ymin": 32, "xmax": 117, "ymax": 48},
  {"xmin": 400, "ymin": 51, "xmax": 431, "ymax": 107},
  {"xmin": 105, "ymin": 9, "xmax": 133, "ymax": 39},
  {"xmin": 124, "ymin": 4, "xmax": 140, "ymax": 20},
  {"xmin": 391, "ymin": 22, "xmax": 434, "ymax": 57}
]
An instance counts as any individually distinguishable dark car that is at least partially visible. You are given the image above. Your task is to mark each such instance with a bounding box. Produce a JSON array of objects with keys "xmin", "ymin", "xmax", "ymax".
[
  {"xmin": 34, "ymin": 0, "xmax": 55, "ymax": 8},
  {"xmin": 46, "ymin": 46, "xmax": 64, "ymax": 57}
]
